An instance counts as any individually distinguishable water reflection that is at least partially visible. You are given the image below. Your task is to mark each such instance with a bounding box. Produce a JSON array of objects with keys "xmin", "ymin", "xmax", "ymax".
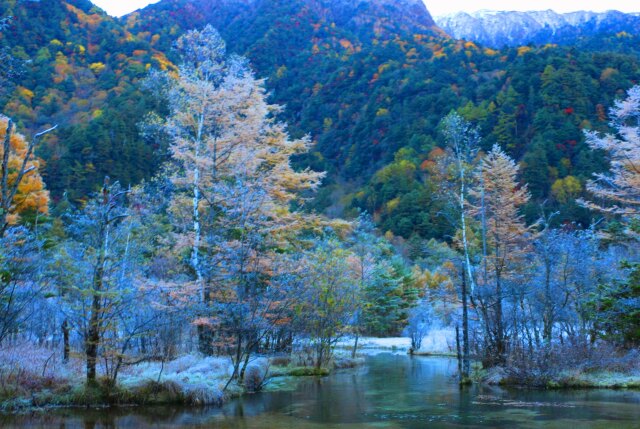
[{"xmin": 2, "ymin": 353, "xmax": 639, "ymax": 428}]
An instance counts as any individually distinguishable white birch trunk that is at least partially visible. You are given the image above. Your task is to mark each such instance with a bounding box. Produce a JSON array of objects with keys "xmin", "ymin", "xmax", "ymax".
[
  {"xmin": 457, "ymin": 152, "xmax": 476, "ymax": 295},
  {"xmin": 193, "ymin": 113, "xmax": 205, "ymax": 302}
]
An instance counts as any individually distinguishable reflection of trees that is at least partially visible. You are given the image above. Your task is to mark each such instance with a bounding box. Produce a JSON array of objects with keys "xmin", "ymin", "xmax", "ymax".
[
  {"xmin": 283, "ymin": 370, "xmax": 369, "ymax": 423},
  {"xmin": 4, "ymin": 355, "xmax": 640, "ymax": 427}
]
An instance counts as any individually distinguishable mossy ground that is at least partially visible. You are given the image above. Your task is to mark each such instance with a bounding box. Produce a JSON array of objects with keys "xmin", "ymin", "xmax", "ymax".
[{"xmin": 551, "ymin": 371, "xmax": 640, "ymax": 389}]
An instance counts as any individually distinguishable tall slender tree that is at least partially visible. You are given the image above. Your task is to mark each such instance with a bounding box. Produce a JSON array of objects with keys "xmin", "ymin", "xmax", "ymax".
[
  {"xmin": 437, "ymin": 112, "xmax": 480, "ymax": 380},
  {"xmin": 473, "ymin": 144, "xmax": 531, "ymax": 363},
  {"xmin": 159, "ymin": 26, "xmax": 251, "ymax": 353}
]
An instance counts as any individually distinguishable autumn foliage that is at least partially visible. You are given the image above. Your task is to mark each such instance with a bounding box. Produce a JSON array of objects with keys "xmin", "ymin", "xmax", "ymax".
[{"xmin": 0, "ymin": 117, "xmax": 49, "ymax": 225}]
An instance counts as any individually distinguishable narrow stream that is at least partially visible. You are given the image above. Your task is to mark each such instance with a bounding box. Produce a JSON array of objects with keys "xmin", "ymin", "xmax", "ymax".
[{"xmin": 2, "ymin": 353, "xmax": 639, "ymax": 428}]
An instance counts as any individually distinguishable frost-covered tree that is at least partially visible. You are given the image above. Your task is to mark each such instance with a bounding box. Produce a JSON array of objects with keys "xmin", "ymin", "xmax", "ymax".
[
  {"xmin": 439, "ymin": 112, "xmax": 481, "ymax": 295},
  {"xmin": 161, "ymin": 26, "xmax": 238, "ymax": 316},
  {"xmin": 405, "ymin": 300, "xmax": 433, "ymax": 352},
  {"xmin": 154, "ymin": 26, "xmax": 323, "ymax": 363},
  {"xmin": 156, "ymin": 26, "xmax": 268, "ymax": 352},
  {"xmin": 0, "ymin": 227, "xmax": 43, "ymax": 345},
  {"xmin": 54, "ymin": 179, "xmax": 136, "ymax": 382},
  {"xmin": 581, "ymin": 85, "xmax": 640, "ymax": 216},
  {"xmin": 209, "ymin": 75, "xmax": 323, "ymax": 383},
  {"xmin": 50, "ymin": 182, "xmax": 173, "ymax": 382},
  {"xmin": 578, "ymin": 85, "xmax": 640, "ymax": 347},
  {"xmin": 436, "ymin": 112, "xmax": 481, "ymax": 379}
]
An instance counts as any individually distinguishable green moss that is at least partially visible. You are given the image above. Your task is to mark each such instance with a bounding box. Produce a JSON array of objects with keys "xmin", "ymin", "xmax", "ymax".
[
  {"xmin": 471, "ymin": 367, "xmax": 487, "ymax": 383},
  {"xmin": 287, "ymin": 367, "xmax": 330, "ymax": 377},
  {"xmin": 64, "ymin": 379, "xmax": 137, "ymax": 406}
]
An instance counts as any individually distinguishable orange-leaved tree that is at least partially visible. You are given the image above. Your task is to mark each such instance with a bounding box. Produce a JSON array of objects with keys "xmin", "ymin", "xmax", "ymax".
[
  {"xmin": 0, "ymin": 116, "xmax": 55, "ymax": 235},
  {"xmin": 473, "ymin": 144, "xmax": 532, "ymax": 364}
]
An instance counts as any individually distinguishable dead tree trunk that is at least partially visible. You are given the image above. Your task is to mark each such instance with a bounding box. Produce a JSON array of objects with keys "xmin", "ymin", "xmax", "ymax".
[
  {"xmin": 62, "ymin": 319, "xmax": 70, "ymax": 363},
  {"xmin": 85, "ymin": 178, "xmax": 129, "ymax": 383},
  {"xmin": 461, "ymin": 264, "xmax": 470, "ymax": 381}
]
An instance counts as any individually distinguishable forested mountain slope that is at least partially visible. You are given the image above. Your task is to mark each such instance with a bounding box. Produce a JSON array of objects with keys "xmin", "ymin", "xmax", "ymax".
[
  {"xmin": 125, "ymin": 0, "xmax": 448, "ymax": 180},
  {"xmin": 126, "ymin": 0, "xmax": 640, "ymax": 235},
  {"xmin": 0, "ymin": 0, "xmax": 173, "ymax": 200},
  {"xmin": 2, "ymin": 0, "xmax": 640, "ymax": 239}
]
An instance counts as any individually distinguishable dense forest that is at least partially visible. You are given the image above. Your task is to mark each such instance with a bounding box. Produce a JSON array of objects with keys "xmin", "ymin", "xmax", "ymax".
[{"xmin": 0, "ymin": 0, "xmax": 638, "ymax": 412}]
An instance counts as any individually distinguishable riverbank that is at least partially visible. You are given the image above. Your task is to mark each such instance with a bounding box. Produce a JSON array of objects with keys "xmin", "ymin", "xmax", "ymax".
[
  {"xmin": 552, "ymin": 371, "xmax": 640, "ymax": 388},
  {"xmin": 0, "ymin": 342, "xmax": 364, "ymax": 413},
  {"xmin": 482, "ymin": 365, "xmax": 640, "ymax": 389},
  {"xmin": 3, "ymin": 352, "xmax": 640, "ymax": 428},
  {"xmin": 3, "ymin": 337, "xmax": 638, "ymax": 413},
  {"xmin": 479, "ymin": 343, "xmax": 640, "ymax": 390},
  {"xmin": 335, "ymin": 329, "xmax": 456, "ymax": 356},
  {"xmin": 2, "ymin": 330, "xmax": 456, "ymax": 413},
  {"xmin": 336, "ymin": 334, "xmax": 640, "ymax": 390},
  {"xmin": 0, "ymin": 346, "xmax": 250, "ymax": 412}
]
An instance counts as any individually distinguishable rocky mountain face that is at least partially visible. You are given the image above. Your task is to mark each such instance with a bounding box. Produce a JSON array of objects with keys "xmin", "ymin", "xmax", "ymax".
[{"xmin": 435, "ymin": 9, "xmax": 640, "ymax": 47}]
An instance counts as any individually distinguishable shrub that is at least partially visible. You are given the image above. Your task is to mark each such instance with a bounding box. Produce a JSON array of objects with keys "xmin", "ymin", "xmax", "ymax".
[
  {"xmin": 501, "ymin": 341, "xmax": 640, "ymax": 386},
  {"xmin": 244, "ymin": 366, "xmax": 265, "ymax": 392},
  {"xmin": 183, "ymin": 383, "xmax": 224, "ymax": 405},
  {"xmin": 132, "ymin": 380, "xmax": 184, "ymax": 404}
]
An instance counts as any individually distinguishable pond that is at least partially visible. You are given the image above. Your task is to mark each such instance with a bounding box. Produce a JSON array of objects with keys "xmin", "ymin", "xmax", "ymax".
[{"xmin": 2, "ymin": 353, "xmax": 640, "ymax": 428}]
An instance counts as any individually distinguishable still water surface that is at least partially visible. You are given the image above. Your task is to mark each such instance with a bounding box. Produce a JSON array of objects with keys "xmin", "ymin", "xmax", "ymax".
[{"xmin": 2, "ymin": 353, "xmax": 640, "ymax": 428}]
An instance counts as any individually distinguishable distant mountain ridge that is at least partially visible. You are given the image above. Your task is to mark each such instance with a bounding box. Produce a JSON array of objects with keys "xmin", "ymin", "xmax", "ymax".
[
  {"xmin": 125, "ymin": 0, "xmax": 441, "ymax": 48},
  {"xmin": 435, "ymin": 9, "xmax": 640, "ymax": 47}
]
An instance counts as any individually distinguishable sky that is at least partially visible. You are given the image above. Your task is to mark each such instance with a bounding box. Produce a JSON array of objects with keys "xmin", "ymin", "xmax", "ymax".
[
  {"xmin": 91, "ymin": 0, "xmax": 639, "ymax": 18},
  {"xmin": 92, "ymin": 0, "xmax": 160, "ymax": 17}
]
